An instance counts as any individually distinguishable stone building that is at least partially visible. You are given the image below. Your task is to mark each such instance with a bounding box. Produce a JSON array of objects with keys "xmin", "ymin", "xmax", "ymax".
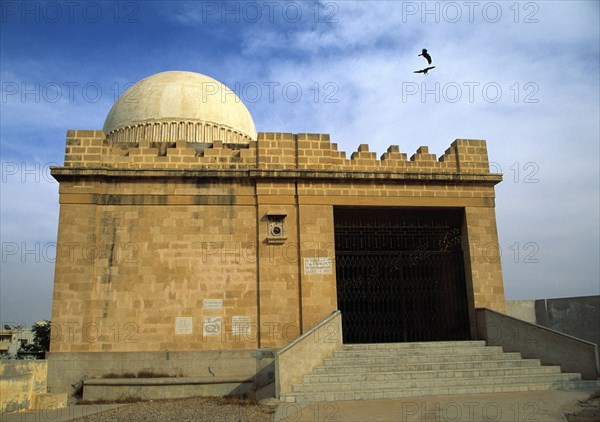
[{"xmin": 48, "ymin": 71, "xmax": 506, "ymax": 396}]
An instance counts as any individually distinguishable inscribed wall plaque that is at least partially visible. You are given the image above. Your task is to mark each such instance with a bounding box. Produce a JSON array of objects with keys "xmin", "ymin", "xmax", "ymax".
[
  {"xmin": 304, "ymin": 257, "xmax": 333, "ymax": 275},
  {"xmin": 203, "ymin": 317, "xmax": 222, "ymax": 336},
  {"xmin": 232, "ymin": 316, "xmax": 252, "ymax": 335},
  {"xmin": 175, "ymin": 317, "xmax": 193, "ymax": 334},
  {"xmin": 203, "ymin": 299, "xmax": 223, "ymax": 310}
]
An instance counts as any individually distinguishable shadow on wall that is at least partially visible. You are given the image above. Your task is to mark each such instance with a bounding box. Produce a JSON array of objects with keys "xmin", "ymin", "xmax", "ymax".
[{"xmin": 506, "ymin": 295, "xmax": 600, "ymax": 347}]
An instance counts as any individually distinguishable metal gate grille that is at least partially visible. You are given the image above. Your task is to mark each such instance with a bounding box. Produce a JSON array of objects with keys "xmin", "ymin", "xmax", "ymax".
[{"xmin": 334, "ymin": 208, "xmax": 471, "ymax": 343}]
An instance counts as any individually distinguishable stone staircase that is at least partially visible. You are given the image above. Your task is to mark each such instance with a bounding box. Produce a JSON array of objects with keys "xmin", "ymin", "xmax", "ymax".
[{"xmin": 280, "ymin": 340, "xmax": 588, "ymax": 403}]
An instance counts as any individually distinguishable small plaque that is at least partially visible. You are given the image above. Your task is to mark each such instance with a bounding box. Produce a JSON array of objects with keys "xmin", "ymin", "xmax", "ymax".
[
  {"xmin": 203, "ymin": 317, "xmax": 222, "ymax": 336},
  {"xmin": 175, "ymin": 317, "xmax": 193, "ymax": 335},
  {"xmin": 304, "ymin": 257, "xmax": 333, "ymax": 275},
  {"xmin": 203, "ymin": 299, "xmax": 223, "ymax": 310},
  {"xmin": 232, "ymin": 316, "xmax": 252, "ymax": 335}
]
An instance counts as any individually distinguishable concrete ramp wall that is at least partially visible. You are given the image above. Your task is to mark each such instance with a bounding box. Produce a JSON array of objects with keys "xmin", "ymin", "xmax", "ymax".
[{"xmin": 476, "ymin": 308, "xmax": 600, "ymax": 380}]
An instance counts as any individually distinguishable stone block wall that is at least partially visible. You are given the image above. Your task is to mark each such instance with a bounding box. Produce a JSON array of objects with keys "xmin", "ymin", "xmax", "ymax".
[
  {"xmin": 51, "ymin": 130, "xmax": 505, "ymax": 355},
  {"xmin": 51, "ymin": 200, "xmax": 258, "ymax": 353},
  {"xmin": 464, "ymin": 207, "xmax": 507, "ymax": 313}
]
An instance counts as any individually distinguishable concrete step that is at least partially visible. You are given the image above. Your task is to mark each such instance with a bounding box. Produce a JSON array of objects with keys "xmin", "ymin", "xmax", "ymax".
[
  {"xmin": 567, "ymin": 379, "xmax": 600, "ymax": 391},
  {"xmin": 303, "ymin": 365, "xmax": 562, "ymax": 384},
  {"xmin": 281, "ymin": 379, "xmax": 588, "ymax": 403},
  {"xmin": 292, "ymin": 373, "xmax": 582, "ymax": 393},
  {"xmin": 323, "ymin": 351, "xmax": 523, "ymax": 366},
  {"xmin": 281, "ymin": 341, "xmax": 591, "ymax": 403},
  {"xmin": 343, "ymin": 340, "xmax": 487, "ymax": 350},
  {"xmin": 333, "ymin": 345, "xmax": 503, "ymax": 358},
  {"xmin": 314, "ymin": 358, "xmax": 543, "ymax": 374}
]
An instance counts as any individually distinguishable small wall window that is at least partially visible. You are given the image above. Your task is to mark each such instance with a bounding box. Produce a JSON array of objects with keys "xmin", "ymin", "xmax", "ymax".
[{"xmin": 265, "ymin": 212, "xmax": 287, "ymax": 244}]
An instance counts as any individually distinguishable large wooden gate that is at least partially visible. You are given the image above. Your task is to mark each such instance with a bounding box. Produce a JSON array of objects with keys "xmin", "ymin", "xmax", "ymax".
[{"xmin": 334, "ymin": 207, "xmax": 471, "ymax": 343}]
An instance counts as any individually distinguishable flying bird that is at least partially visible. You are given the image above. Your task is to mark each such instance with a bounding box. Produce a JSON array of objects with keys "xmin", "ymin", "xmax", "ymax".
[
  {"xmin": 414, "ymin": 66, "xmax": 436, "ymax": 74},
  {"xmin": 418, "ymin": 48, "xmax": 432, "ymax": 64}
]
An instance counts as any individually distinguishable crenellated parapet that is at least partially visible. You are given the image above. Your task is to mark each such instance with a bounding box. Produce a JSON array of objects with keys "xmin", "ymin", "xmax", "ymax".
[{"xmin": 62, "ymin": 130, "xmax": 494, "ymax": 176}]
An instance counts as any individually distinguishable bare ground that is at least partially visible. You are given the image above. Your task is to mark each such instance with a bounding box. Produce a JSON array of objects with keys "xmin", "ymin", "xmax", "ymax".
[
  {"xmin": 71, "ymin": 396, "xmax": 276, "ymax": 422},
  {"xmin": 563, "ymin": 392, "xmax": 600, "ymax": 422}
]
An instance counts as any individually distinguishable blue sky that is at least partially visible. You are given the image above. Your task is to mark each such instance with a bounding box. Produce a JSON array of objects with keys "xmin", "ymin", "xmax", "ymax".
[{"xmin": 1, "ymin": 1, "xmax": 599, "ymax": 326}]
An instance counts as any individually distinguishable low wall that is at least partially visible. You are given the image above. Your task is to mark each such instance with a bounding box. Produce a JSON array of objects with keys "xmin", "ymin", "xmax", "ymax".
[
  {"xmin": 0, "ymin": 360, "xmax": 46, "ymax": 413},
  {"xmin": 276, "ymin": 311, "xmax": 343, "ymax": 398},
  {"xmin": 542, "ymin": 296, "xmax": 600, "ymax": 347},
  {"xmin": 506, "ymin": 295, "xmax": 600, "ymax": 347},
  {"xmin": 476, "ymin": 308, "xmax": 600, "ymax": 380},
  {"xmin": 47, "ymin": 349, "xmax": 274, "ymax": 397},
  {"xmin": 83, "ymin": 376, "xmax": 253, "ymax": 401}
]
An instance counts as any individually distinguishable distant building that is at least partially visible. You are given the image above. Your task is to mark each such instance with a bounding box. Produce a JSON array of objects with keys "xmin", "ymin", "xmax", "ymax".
[
  {"xmin": 48, "ymin": 71, "xmax": 506, "ymax": 395},
  {"xmin": 0, "ymin": 327, "xmax": 33, "ymax": 357}
]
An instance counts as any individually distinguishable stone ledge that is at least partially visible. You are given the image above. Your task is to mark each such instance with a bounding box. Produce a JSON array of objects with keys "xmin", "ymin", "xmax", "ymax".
[
  {"xmin": 82, "ymin": 377, "xmax": 254, "ymax": 401},
  {"xmin": 84, "ymin": 376, "xmax": 252, "ymax": 386},
  {"xmin": 51, "ymin": 167, "xmax": 502, "ymax": 185}
]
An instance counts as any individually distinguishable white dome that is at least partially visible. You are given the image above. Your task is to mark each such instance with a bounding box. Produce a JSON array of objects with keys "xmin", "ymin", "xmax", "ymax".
[{"xmin": 103, "ymin": 71, "xmax": 257, "ymax": 144}]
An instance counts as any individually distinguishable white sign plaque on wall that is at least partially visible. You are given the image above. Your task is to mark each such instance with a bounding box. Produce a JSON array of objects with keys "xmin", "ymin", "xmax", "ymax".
[
  {"xmin": 304, "ymin": 257, "xmax": 333, "ymax": 275},
  {"xmin": 175, "ymin": 317, "xmax": 193, "ymax": 335},
  {"xmin": 203, "ymin": 317, "xmax": 222, "ymax": 336},
  {"xmin": 203, "ymin": 299, "xmax": 223, "ymax": 310},
  {"xmin": 232, "ymin": 316, "xmax": 252, "ymax": 336}
]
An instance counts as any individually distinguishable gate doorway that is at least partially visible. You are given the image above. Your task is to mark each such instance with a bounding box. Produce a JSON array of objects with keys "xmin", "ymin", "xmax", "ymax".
[{"xmin": 334, "ymin": 207, "xmax": 471, "ymax": 343}]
